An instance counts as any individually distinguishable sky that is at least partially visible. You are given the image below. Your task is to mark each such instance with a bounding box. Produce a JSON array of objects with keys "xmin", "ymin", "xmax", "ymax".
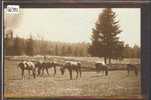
[{"xmin": 4, "ymin": 8, "xmax": 140, "ymax": 47}]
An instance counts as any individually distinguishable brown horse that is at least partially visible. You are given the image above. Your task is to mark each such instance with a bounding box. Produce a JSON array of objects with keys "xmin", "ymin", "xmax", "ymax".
[
  {"xmin": 17, "ymin": 61, "xmax": 36, "ymax": 79},
  {"xmin": 34, "ymin": 61, "xmax": 43, "ymax": 76},
  {"xmin": 37, "ymin": 61, "xmax": 57, "ymax": 76},
  {"xmin": 60, "ymin": 61, "xmax": 82, "ymax": 80},
  {"xmin": 127, "ymin": 64, "xmax": 138, "ymax": 76},
  {"xmin": 95, "ymin": 62, "xmax": 108, "ymax": 76}
]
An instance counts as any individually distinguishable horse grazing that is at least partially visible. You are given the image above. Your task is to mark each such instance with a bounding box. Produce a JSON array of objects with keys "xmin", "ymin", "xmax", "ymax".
[
  {"xmin": 95, "ymin": 62, "xmax": 108, "ymax": 76},
  {"xmin": 39, "ymin": 61, "xmax": 57, "ymax": 76},
  {"xmin": 34, "ymin": 61, "xmax": 43, "ymax": 76},
  {"xmin": 60, "ymin": 61, "xmax": 82, "ymax": 80},
  {"xmin": 17, "ymin": 61, "xmax": 36, "ymax": 79},
  {"xmin": 127, "ymin": 64, "xmax": 138, "ymax": 76}
]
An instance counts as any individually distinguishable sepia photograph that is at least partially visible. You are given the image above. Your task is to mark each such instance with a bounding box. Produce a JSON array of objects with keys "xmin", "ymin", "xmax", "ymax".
[{"xmin": 4, "ymin": 8, "xmax": 141, "ymax": 97}]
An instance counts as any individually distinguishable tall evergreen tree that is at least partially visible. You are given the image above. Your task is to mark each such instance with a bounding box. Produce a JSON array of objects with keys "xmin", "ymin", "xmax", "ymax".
[{"xmin": 88, "ymin": 8, "xmax": 124, "ymax": 64}]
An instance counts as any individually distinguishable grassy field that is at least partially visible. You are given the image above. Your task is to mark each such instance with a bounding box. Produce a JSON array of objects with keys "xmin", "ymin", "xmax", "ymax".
[{"xmin": 4, "ymin": 57, "xmax": 141, "ymax": 97}]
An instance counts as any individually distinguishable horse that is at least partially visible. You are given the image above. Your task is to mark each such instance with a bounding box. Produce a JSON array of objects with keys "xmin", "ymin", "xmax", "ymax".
[
  {"xmin": 127, "ymin": 64, "xmax": 138, "ymax": 76},
  {"xmin": 34, "ymin": 61, "xmax": 43, "ymax": 76},
  {"xmin": 60, "ymin": 61, "xmax": 82, "ymax": 80},
  {"xmin": 39, "ymin": 61, "xmax": 57, "ymax": 76},
  {"xmin": 17, "ymin": 61, "xmax": 36, "ymax": 79},
  {"xmin": 95, "ymin": 62, "xmax": 109, "ymax": 76}
]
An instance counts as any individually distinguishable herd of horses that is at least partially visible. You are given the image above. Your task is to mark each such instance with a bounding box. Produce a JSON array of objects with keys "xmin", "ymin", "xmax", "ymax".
[
  {"xmin": 17, "ymin": 60, "xmax": 138, "ymax": 80},
  {"xmin": 17, "ymin": 60, "xmax": 82, "ymax": 80}
]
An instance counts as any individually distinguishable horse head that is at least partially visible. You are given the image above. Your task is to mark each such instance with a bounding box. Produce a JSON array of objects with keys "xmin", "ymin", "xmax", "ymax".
[{"xmin": 17, "ymin": 62, "xmax": 24, "ymax": 70}]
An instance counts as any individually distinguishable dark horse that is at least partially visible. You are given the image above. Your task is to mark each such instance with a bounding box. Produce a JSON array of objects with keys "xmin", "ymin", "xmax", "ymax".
[
  {"xmin": 60, "ymin": 61, "xmax": 82, "ymax": 80},
  {"xmin": 127, "ymin": 64, "xmax": 138, "ymax": 76},
  {"xmin": 35, "ymin": 61, "xmax": 57, "ymax": 76},
  {"xmin": 95, "ymin": 62, "xmax": 108, "ymax": 76},
  {"xmin": 34, "ymin": 61, "xmax": 43, "ymax": 76},
  {"xmin": 17, "ymin": 61, "xmax": 36, "ymax": 79}
]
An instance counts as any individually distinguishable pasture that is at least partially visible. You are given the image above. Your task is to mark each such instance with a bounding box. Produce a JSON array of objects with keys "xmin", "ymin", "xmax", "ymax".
[{"xmin": 4, "ymin": 56, "xmax": 141, "ymax": 97}]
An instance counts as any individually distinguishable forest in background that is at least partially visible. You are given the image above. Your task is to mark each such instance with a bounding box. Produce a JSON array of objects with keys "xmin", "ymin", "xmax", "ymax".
[
  {"xmin": 5, "ymin": 33, "xmax": 89, "ymax": 57},
  {"xmin": 4, "ymin": 32, "xmax": 140, "ymax": 58}
]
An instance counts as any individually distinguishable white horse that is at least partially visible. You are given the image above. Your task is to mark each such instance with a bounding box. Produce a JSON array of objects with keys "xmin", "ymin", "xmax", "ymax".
[{"xmin": 17, "ymin": 61, "xmax": 36, "ymax": 79}]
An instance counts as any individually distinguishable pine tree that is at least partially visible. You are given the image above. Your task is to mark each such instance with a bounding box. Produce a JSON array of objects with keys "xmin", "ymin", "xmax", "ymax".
[{"xmin": 88, "ymin": 8, "xmax": 124, "ymax": 64}]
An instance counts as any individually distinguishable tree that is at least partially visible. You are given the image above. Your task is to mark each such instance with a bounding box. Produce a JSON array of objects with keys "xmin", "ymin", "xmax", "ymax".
[
  {"xmin": 5, "ymin": 29, "xmax": 14, "ymax": 55},
  {"xmin": 122, "ymin": 44, "xmax": 140, "ymax": 58},
  {"xmin": 26, "ymin": 35, "xmax": 34, "ymax": 56},
  {"xmin": 61, "ymin": 46, "xmax": 66, "ymax": 56},
  {"xmin": 13, "ymin": 36, "xmax": 22, "ymax": 55},
  {"xmin": 132, "ymin": 45, "xmax": 140, "ymax": 58},
  {"xmin": 88, "ymin": 8, "xmax": 124, "ymax": 64},
  {"xmin": 55, "ymin": 44, "xmax": 58, "ymax": 56},
  {"xmin": 74, "ymin": 47, "xmax": 79, "ymax": 57},
  {"xmin": 67, "ymin": 46, "xmax": 72, "ymax": 56}
]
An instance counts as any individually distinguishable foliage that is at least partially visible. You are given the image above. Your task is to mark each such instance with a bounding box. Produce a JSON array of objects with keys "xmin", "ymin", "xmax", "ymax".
[
  {"xmin": 25, "ymin": 35, "xmax": 34, "ymax": 56},
  {"xmin": 88, "ymin": 8, "xmax": 124, "ymax": 64}
]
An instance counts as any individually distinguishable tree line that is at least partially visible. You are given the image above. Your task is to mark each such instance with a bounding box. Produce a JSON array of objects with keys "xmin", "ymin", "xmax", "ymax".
[
  {"xmin": 4, "ymin": 36, "xmax": 89, "ymax": 57},
  {"xmin": 5, "ymin": 35, "xmax": 140, "ymax": 58}
]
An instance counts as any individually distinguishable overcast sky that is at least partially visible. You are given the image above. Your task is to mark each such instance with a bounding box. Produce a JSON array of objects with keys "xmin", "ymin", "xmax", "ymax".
[{"xmin": 5, "ymin": 8, "xmax": 140, "ymax": 47}]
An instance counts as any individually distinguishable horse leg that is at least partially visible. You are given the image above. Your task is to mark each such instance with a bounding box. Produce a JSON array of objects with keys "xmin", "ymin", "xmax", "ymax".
[
  {"xmin": 134, "ymin": 68, "xmax": 138, "ymax": 76},
  {"xmin": 105, "ymin": 69, "xmax": 108, "ymax": 76},
  {"xmin": 39, "ymin": 68, "xmax": 42, "ymax": 76},
  {"xmin": 127, "ymin": 68, "xmax": 130, "ymax": 76},
  {"xmin": 28, "ymin": 70, "xmax": 31, "ymax": 79},
  {"xmin": 69, "ymin": 70, "xmax": 73, "ymax": 80},
  {"xmin": 46, "ymin": 67, "xmax": 49, "ymax": 76},
  {"xmin": 53, "ymin": 66, "xmax": 56, "ymax": 76},
  {"xmin": 42, "ymin": 67, "xmax": 44, "ymax": 76},
  {"xmin": 37, "ymin": 68, "xmax": 39, "ymax": 76},
  {"xmin": 21, "ymin": 69, "xmax": 24, "ymax": 80},
  {"xmin": 32, "ymin": 69, "xmax": 36, "ymax": 79},
  {"xmin": 76, "ymin": 70, "xmax": 78, "ymax": 79},
  {"xmin": 79, "ymin": 68, "xmax": 82, "ymax": 77}
]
